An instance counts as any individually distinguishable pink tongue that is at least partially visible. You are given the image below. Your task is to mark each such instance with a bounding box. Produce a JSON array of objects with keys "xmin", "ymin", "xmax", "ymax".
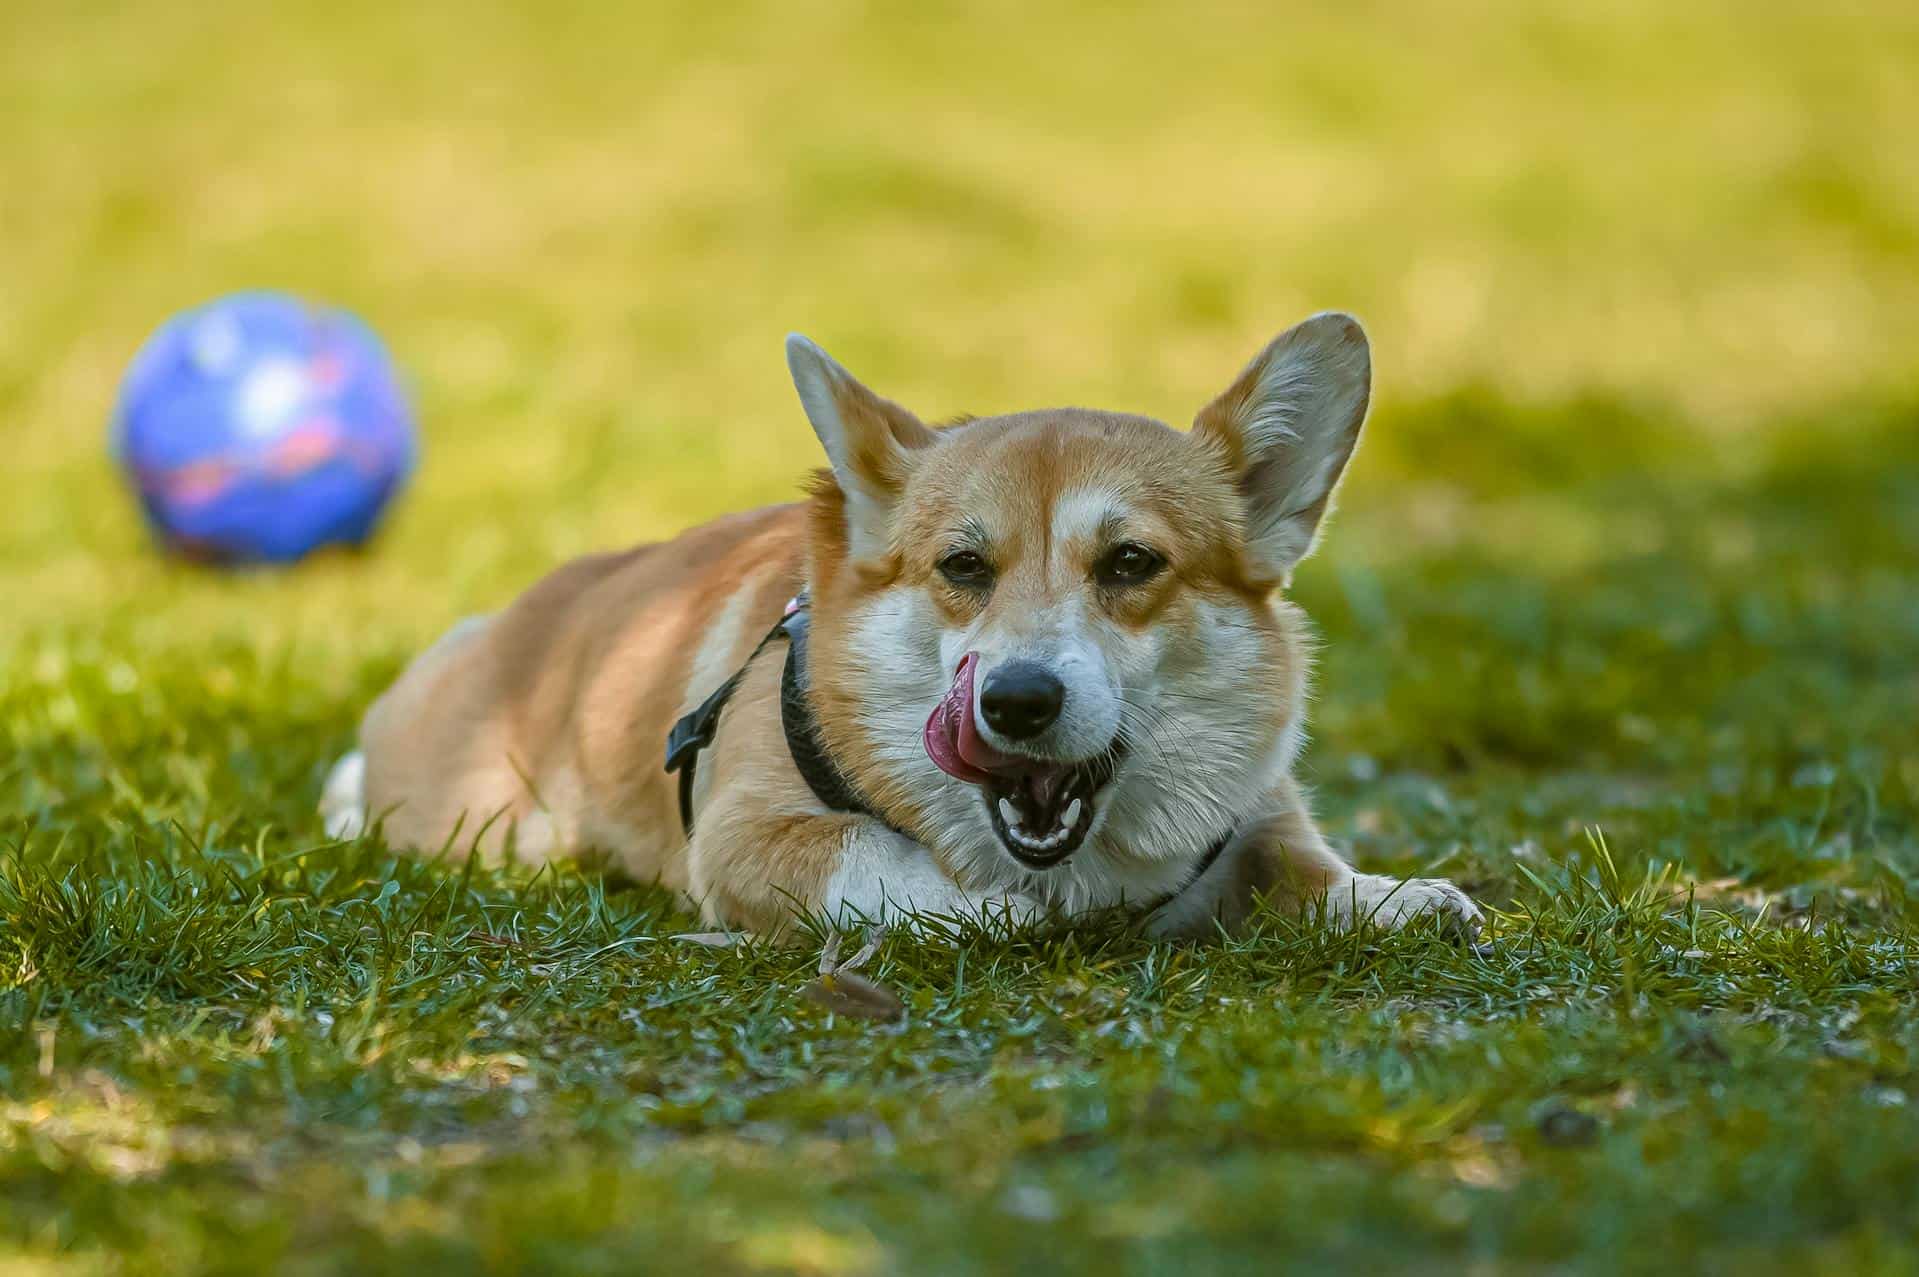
[{"xmin": 924, "ymin": 652, "xmax": 1020, "ymax": 784}]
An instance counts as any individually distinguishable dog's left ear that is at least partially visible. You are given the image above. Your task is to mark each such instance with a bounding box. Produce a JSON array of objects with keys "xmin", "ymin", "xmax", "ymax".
[
  {"xmin": 786, "ymin": 335, "xmax": 936, "ymax": 561},
  {"xmin": 1193, "ymin": 312, "xmax": 1371, "ymax": 584}
]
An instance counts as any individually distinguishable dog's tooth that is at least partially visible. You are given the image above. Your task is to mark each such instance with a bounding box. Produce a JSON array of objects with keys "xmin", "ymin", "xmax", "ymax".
[
  {"xmin": 1063, "ymin": 798, "xmax": 1083, "ymax": 829},
  {"xmin": 999, "ymin": 798, "xmax": 1019, "ymax": 829}
]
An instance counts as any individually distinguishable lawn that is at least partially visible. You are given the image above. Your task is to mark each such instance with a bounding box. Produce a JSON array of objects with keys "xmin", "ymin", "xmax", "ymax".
[{"xmin": 4, "ymin": 2, "xmax": 1919, "ymax": 1273}]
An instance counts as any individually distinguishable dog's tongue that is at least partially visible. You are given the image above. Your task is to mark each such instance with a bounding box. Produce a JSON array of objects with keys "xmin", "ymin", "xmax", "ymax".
[{"xmin": 924, "ymin": 653, "xmax": 1020, "ymax": 784}]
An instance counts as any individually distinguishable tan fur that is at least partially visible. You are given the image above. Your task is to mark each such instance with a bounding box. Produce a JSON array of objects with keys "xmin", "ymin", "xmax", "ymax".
[
  {"xmin": 360, "ymin": 505, "xmax": 805, "ymax": 883},
  {"xmin": 338, "ymin": 318, "xmax": 1480, "ymax": 941}
]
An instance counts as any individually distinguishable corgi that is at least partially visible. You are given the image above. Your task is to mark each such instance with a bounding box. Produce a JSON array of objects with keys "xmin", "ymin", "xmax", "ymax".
[{"xmin": 320, "ymin": 314, "xmax": 1480, "ymax": 940}]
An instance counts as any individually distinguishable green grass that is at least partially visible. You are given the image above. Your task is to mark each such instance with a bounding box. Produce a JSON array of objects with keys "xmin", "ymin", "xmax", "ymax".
[{"xmin": 5, "ymin": 2, "xmax": 1919, "ymax": 1273}]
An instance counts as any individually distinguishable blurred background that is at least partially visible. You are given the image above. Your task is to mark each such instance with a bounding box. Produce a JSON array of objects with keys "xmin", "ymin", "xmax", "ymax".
[{"xmin": 2, "ymin": 0, "xmax": 1915, "ymax": 812}]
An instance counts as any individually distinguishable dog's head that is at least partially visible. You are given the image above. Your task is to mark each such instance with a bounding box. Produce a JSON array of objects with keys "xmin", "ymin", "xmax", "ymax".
[{"xmin": 792, "ymin": 316, "xmax": 1370, "ymax": 906}]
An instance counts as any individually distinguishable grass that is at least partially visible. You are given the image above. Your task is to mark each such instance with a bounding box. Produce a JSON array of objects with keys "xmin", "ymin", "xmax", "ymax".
[{"xmin": 4, "ymin": 1, "xmax": 1919, "ymax": 1272}]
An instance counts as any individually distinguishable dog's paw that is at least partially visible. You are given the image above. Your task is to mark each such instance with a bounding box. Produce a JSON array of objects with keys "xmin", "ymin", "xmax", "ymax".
[
  {"xmin": 957, "ymin": 891, "xmax": 1049, "ymax": 935},
  {"xmin": 1328, "ymin": 873, "xmax": 1481, "ymax": 936},
  {"xmin": 320, "ymin": 750, "xmax": 367, "ymax": 840},
  {"xmin": 824, "ymin": 829, "xmax": 1047, "ymax": 937},
  {"xmin": 860, "ymin": 892, "xmax": 1044, "ymax": 940}
]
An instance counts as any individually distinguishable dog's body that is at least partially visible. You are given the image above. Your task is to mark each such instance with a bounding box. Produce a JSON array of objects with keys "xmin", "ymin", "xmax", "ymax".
[{"xmin": 322, "ymin": 315, "xmax": 1479, "ymax": 939}]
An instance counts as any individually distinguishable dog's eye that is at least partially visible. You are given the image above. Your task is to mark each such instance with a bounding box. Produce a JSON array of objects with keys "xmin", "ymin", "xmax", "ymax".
[
  {"xmin": 1096, "ymin": 542, "xmax": 1165, "ymax": 587},
  {"xmin": 938, "ymin": 550, "xmax": 993, "ymax": 587}
]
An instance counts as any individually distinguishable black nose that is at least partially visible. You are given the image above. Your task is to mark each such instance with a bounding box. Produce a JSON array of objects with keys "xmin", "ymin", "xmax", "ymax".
[{"xmin": 979, "ymin": 661, "xmax": 1065, "ymax": 739}]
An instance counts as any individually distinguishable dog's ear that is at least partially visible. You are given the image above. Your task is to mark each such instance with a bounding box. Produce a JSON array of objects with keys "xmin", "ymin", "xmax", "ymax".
[
  {"xmin": 1192, "ymin": 312, "xmax": 1371, "ymax": 584},
  {"xmin": 786, "ymin": 334, "xmax": 936, "ymax": 560}
]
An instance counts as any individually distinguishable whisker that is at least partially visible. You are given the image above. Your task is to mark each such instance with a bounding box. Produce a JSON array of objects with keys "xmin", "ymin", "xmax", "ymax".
[{"xmin": 1110, "ymin": 700, "xmax": 1231, "ymax": 843}]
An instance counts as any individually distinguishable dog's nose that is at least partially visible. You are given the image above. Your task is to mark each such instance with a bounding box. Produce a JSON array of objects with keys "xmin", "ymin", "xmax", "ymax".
[{"xmin": 979, "ymin": 661, "xmax": 1065, "ymax": 739}]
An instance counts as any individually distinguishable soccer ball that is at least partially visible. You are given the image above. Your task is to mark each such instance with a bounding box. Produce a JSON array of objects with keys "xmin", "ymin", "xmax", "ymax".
[{"xmin": 113, "ymin": 292, "xmax": 418, "ymax": 564}]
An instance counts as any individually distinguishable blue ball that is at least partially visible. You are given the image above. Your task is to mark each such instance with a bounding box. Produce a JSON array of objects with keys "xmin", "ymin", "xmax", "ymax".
[{"xmin": 113, "ymin": 292, "xmax": 418, "ymax": 564}]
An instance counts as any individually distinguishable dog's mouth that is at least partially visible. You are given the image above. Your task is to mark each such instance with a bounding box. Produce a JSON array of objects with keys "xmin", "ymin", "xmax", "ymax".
[
  {"xmin": 980, "ymin": 752, "xmax": 1120, "ymax": 867},
  {"xmin": 923, "ymin": 653, "xmax": 1124, "ymax": 869}
]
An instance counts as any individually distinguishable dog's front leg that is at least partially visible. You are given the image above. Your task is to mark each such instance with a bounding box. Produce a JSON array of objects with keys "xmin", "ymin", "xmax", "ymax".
[
  {"xmin": 819, "ymin": 821, "xmax": 1045, "ymax": 934},
  {"xmin": 1145, "ymin": 777, "xmax": 1480, "ymax": 940},
  {"xmin": 689, "ymin": 804, "xmax": 1042, "ymax": 939}
]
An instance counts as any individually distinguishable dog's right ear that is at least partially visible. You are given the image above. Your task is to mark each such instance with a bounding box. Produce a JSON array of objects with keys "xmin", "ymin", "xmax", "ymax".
[
  {"xmin": 1192, "ymin": 313, "xmax": 1371, "ymax": 587},
  {"xmin": 785, "ymin": 335, "xmax": 936, "ymax": 561}
]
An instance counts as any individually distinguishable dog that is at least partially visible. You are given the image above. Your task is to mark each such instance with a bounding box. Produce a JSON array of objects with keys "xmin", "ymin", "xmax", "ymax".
[{"xmin": 320, "ymin": 313, "xmax": 1480, "ymax": 940}]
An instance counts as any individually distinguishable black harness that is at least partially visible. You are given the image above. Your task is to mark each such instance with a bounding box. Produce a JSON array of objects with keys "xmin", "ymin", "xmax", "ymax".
[
  {"xmin": 664, "ymin": 594, "xmax": 1234, "ymax": 910},
  {"xmin": 666, "ymin": 593, "xmax": 890, "ymax": 834}
]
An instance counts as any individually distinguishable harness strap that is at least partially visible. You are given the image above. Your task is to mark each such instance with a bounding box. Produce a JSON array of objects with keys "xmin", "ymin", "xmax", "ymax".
[
  {"xmin": 667, "ymin": 594, "xmax": 890, "ymax": 834},
  {"xmin": 776, "ymin": 606, "xmax": 883, "ymax": 819},
  {"xmin": 1147, "ymin": 826, "xmax": 1234, "ymax": 916},
  {"xmin": 664, "ymin": 603, "xmax": 797, "ymax": 832}
]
